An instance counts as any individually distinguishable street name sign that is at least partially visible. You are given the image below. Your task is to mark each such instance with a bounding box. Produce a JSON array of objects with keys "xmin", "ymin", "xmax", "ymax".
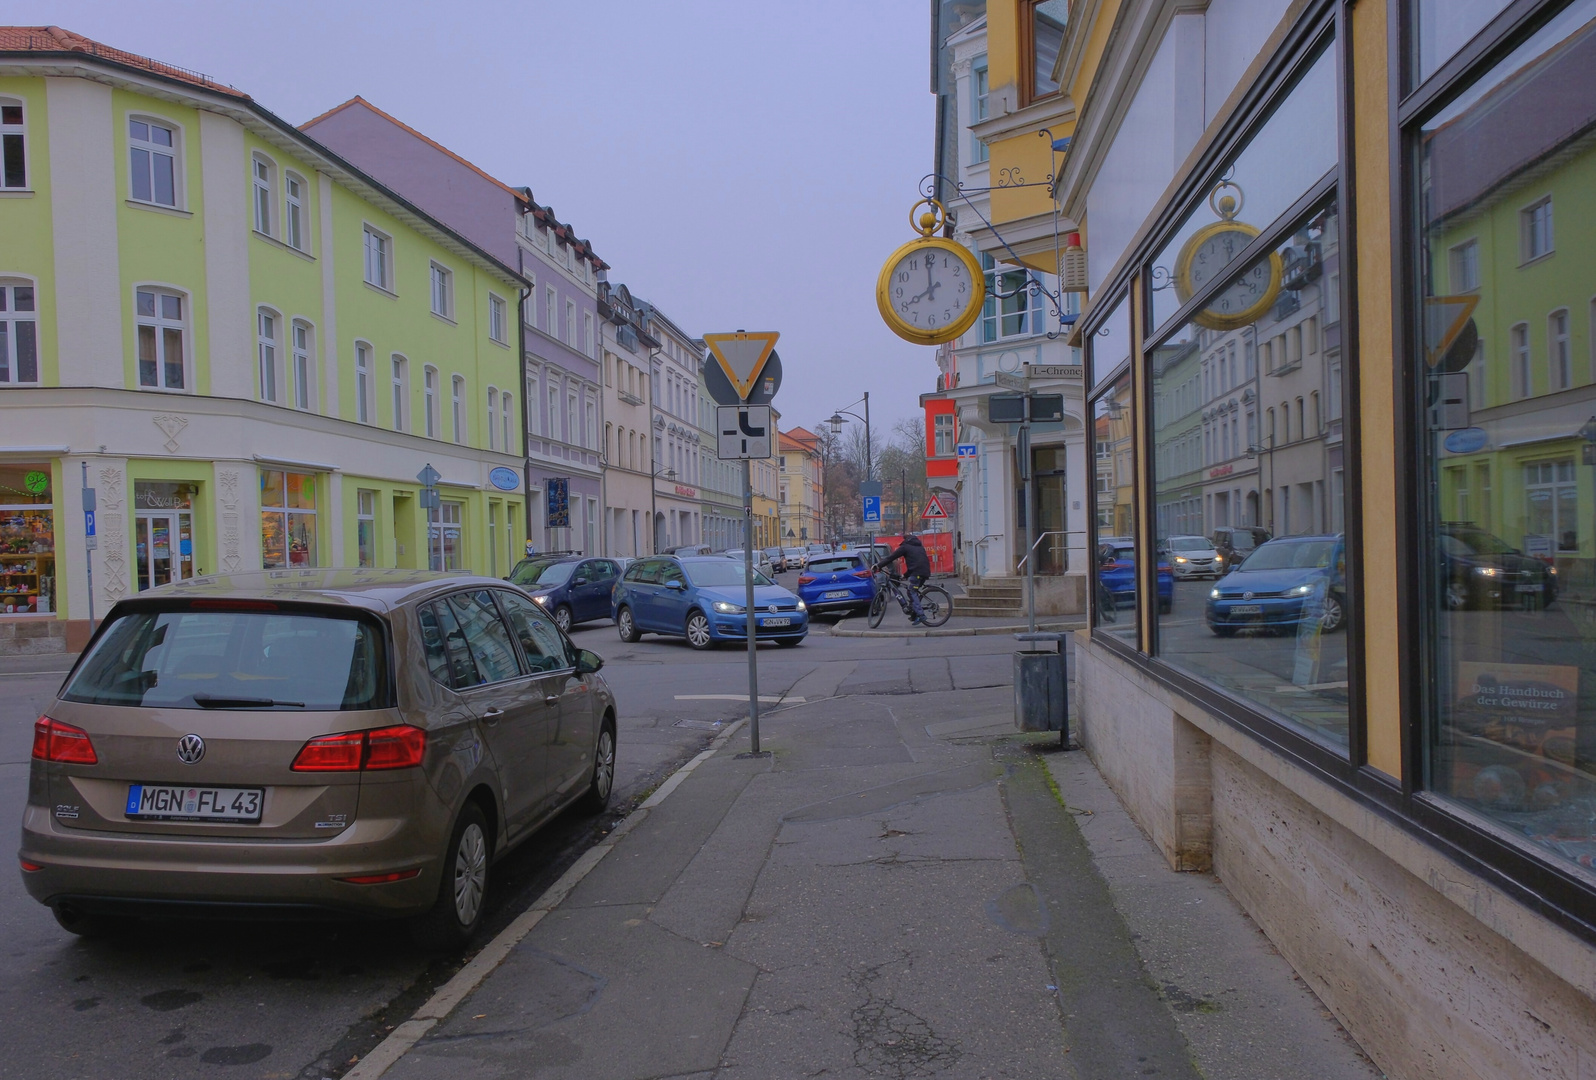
[
  {"xmin": 704, "ymin": 332, "xmax": 779, "ymax": 400},
  {"xmin": 717, "ymin": 404, "xmax": 773, "ymax": 459}
]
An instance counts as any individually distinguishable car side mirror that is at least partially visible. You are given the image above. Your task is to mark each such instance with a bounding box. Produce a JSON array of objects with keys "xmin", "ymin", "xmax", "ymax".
[
  {"xmin": 572, "ymin": 576, "xmax": 588, "ymax": 586},
  {"xmin": 576, "ymin": 649, "xmax": 604, "ymax": 675},
  {"xmin": 665, "ymin": 579, "xmax": 686, "ymax": 590}
]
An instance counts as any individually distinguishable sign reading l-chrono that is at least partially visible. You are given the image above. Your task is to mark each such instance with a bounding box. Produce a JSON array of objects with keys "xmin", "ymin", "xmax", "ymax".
[
  {"xmin": 876, "ymin": 199, "xmax": 985, "ymax": 346},
  {"xmin": 1173, "ymin": 183, "xmax": 1283, "ymax": 332}
]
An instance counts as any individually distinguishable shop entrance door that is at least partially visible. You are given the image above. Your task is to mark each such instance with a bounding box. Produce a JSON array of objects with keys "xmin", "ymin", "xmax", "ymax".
[
  {"xmin": 1029, "ymin": 447, "xmax": 1067, "ymax": 575},
  {"xmin": 135, "ymin": 511, "xmax": 194, "ymax": 591}
]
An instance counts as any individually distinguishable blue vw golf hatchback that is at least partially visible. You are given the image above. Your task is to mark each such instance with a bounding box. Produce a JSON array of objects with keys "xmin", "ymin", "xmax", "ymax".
[{"xmin": 611, "ymin": 556, "xmax": 807, "ymax": 649}]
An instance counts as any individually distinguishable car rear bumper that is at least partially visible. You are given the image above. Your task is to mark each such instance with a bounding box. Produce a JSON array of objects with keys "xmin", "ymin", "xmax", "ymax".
[{"xmin": 18, "ymin": 799, "xmax": 446, "ymax": 917}]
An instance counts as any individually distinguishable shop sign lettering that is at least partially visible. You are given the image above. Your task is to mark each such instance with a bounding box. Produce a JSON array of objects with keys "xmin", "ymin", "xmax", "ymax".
[{"xmin": 1208, "ymin": 464, "xmax": 1234, "ymax": 478}]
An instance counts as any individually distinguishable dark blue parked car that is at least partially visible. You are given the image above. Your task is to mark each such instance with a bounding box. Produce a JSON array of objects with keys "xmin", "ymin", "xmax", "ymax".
[
  {"xmin": 1205, "ymin": 534, "xmax": 1346, "ymax": 636},
  {"xmin": 510, "ymin": 556, "xmax": 625, "ymax": 633},
  {"xmin": 1098, "ymin": 538, "xmax": 1174, "ymax": 614},
  {"xmin": 611, "ymin": 555, "xmax": 807, "ymax": 650},
  {"xmin": 795, "ymin": 551, "xmax": 875, "ymax": 616}
]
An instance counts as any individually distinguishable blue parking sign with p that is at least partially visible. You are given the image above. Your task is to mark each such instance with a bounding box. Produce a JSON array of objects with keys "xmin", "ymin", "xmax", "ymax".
[{"xmin": 862, "ymin": 496, "xmax": 881, "ymax": 523}]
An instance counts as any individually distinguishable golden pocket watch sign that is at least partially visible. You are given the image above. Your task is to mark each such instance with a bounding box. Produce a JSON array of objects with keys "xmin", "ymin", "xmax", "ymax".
[
  {"xmin": 1174, "ymin": 182, "xmax": 1283, "ymax": 332},
  {"xmin": 877, "ymin": 199, "xmax": 985, "ymax": 346}
]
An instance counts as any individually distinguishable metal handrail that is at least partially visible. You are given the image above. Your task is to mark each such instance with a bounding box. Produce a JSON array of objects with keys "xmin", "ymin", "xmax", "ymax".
[{"xmin": 1016, "ymin": 530, "xmax": 1068, "ymax": 573}]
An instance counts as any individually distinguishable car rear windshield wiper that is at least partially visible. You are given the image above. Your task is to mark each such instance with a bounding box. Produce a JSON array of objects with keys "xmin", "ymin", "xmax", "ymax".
[{"xmin": 192, "ymin": 693, "xmax": 306, "ymax": 709}]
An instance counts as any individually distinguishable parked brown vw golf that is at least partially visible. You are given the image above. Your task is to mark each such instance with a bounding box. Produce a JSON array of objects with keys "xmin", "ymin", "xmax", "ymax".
[{"xmin": 18, "ymin": 569, "xmax": 617, "ymax": 947}]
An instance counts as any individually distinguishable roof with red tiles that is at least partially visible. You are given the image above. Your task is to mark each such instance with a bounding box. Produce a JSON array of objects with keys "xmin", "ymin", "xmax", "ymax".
[{"xmin": 0, "ymin": 25, "xmax": 249, "ymax": 99}]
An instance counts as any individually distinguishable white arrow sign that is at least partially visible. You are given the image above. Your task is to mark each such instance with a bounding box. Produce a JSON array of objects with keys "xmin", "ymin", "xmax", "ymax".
[{"xmin": 704, "ymin": 332, "xmax": 779, "ymax": 400}]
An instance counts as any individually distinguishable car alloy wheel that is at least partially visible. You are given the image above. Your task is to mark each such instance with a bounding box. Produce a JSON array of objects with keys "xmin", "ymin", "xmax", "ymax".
[
  {"xmin": 1320, "ymin": 593, "xmax": 1345, "ymax": 633},
  {"xmin": 554, "ymin": 604, "xmax": 573, "ymax": 633},
  {"xmin": 578, "ymin": 723, "xmax": 616, "ymax": 814},
  {"xmin": 686, "ymin": 611, "xmax": 714, "ymax": 650},
  {"xmin": 617, "ymin": 607, "xmax": 640, "ymax": 643},
  {"xmin": 1445, "ymin": 580, "xmax": 1469, "ymax": 611},
  {"xmin": 453, "ymin": 821, "xmax": 488, "ymax": 926}
]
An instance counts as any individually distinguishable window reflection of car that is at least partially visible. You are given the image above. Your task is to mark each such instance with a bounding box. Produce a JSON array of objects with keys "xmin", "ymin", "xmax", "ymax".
[
  {"xmin": 1097, "ymin": 538, "xmax": 1174, "ymax": 614},
  {"xmin": 1205, "ymin": 534, "xmax": 1346, "ymax": 636},
  {"xmin": 1438, "ymin": 525, "xmax": 1557, "ymax": 611},
  {"xmin": 1210, "ymin": 526, "xmax": 1271, "ymax": 574},
  {"xmin": 1158, "ymin": 534, "xmax": 1223, "ymax": 579}
]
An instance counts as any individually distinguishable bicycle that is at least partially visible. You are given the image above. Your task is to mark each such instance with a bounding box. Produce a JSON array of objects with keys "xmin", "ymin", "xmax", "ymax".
[{"xmin": 868, "ymin": 569, "xmax": 952, "ymax": 629}]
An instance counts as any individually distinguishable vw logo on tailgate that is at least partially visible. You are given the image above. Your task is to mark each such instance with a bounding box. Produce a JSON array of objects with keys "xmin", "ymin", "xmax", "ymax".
[{"xmin": 176, "ymin": 734, "xmax": 206, "ymax": 764}]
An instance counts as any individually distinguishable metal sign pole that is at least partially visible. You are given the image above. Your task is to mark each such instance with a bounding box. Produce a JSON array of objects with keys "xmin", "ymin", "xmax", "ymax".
[
  {"xmin": 1021, "ymin": 401, "xmax": 1036, "ymax": 635},
  {"xmin": 81, "ymin": 462, "xmax": 95, "ymax": 624},
  {"xmin": 743, "ymin": 458, "xmax": 761, "ymax": 753}
]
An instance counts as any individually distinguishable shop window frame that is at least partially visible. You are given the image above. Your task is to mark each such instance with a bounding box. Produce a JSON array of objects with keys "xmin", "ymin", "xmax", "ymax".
[{"xmin": 1393, "ymin": 0, "xmax": 1596, "ymax": 945}]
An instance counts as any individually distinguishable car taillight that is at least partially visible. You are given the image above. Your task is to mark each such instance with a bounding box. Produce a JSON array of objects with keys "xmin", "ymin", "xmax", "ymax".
[
  {"xmin": 19, "ymin": 859, "xmax": 43, "ymax": 872},
  {"xmin": 365, "ymin": 725, "xmax": 427, "ymax": 770},
  {"xmin": 291, "ymin": 726, "xmax": 426, "ymax": 772},
  {"xmin": 852, "ymin": 568, "xmax": 874, "ymax": 579},
  {"xmin": 32, "ymin": 717, "xmax": 98, "ymax": 765},
  {"xmin": 797, "ymin": 575, "xmax": 815, "ymax": 585}
]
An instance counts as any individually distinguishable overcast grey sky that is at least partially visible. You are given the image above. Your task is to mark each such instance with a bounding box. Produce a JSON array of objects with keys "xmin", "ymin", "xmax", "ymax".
[{"xmin": 41, "ymin": 0, "xmax": 938, "ymax": 440}]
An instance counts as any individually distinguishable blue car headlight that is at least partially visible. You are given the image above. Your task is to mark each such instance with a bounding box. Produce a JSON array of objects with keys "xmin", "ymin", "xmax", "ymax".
[
  {"xmin": 796, "ymin": 600, "xmax": 807, "ymax": 611},
  {"xmin": 1210, "ymin": 588, "xmax": 1221, "ymax": 599},
  {"xmin": 712, "ymin": 601, "xmax": 744, "ymax": 614},
  {"xmin": 1290, "ymin": 584, "xmax": 1314, "ymax": 596}
]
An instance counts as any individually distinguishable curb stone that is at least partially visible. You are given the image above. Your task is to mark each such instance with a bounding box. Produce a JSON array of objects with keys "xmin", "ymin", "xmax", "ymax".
[
  {"xmin": 341, "ymin": 718, "xmax": 748, "ymax": 1080},
  {"xmin": 826, "ymin": 620, "xmax": 1084, "ymax": 639}
]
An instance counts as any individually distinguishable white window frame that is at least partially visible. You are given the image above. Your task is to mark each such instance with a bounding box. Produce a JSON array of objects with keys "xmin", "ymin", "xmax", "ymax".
[
  {"xmin": 291, "ymin": 319, "xmax": 314, "ymax": 410},
  {"xmin": 1521, "ymin": 197, "xmax": 1554, "ymax": 264},
  {"xmin": 585, "ymin": 397, "xmax": 597, "ymax": 450},
  {"xmin": 363, "ymin": 224, "xmax": 394, "ymax": 292},
  {"xmin": 489, "ymin": 293, "xmax": 508, "ymax": 344},
  {"xmin": 252, "ymin": 152, "xmax": 276, "ymax": 236},
  {"xmin": 391, "ymin": 353, "xmax": 409, "ymax": 432},
  {"xmin": 502, "ymin": 391, "xmax": 513, "ymax": 454},
  {"xmin": 1511, "ymin": 321, "xmax": 1532, "ymax": 398},
  {"xmin": 487, "ymin": 386, "xmax": 499, "ymax": 451},
  {"xmin": 544, "ymin": 287, "xmax": 555, "ymax": 333},
  {"xmin": 430, "ymin": 261, "xmax": 454, "ymax": 320},
  {"xmin": 284, "ymin": 171, "xmax": 308, "ymax": 251},
  {"xmin": 256, "ymin": 307, "xmax": 280, "ymax": 402},
  {"xmin": 1, "ymin": 97, "xmax": 29, "ymax": 191},
  {"xmin": 1448, "ymin": 238, "xmax": 1479, "ymax": 292},
  {"xmin": 424, "ymin": 365, "xmax": 440, "ymax": 438},
  {"xmin": 0, "ymin": 276, "xmax": 41, "ymax": 385},
  {"xmin": 584, "ymin": 311, "xmax": 595, "ymax": 357},
  {"xmin": 128, "ymin": 115, "xmax": 182, "ymax": 208},
  {"xmin": 451, "ymin": 373, "xmax": 465, "ymax": 443},
  {"xmin": 972, "ymin": 60, "xmax": 990, "ymax": 163},
  {"xmin": 568, "ymin": 391, "xmax": 579, "ymax": 447},
  {"xmin": 134, "ymin": 286, "xmax": 189, "ymax": 392},
  {"xmin": 526, "ymin": 375, "xmax": 540, "ymax": 436},
  {"xmin": 549, "ymin": 383, "xmax": 560, "ymax": 440},
  {"xmin": 354, "ymin": 340, "xmax": 373, "ymax": 424},
  {"xmin": 356, "ymin": 489, "xmax": 377, "ymax": 568},
  {"xmin": 566, "ymin": 300, "xmax": 576, "ymax": 346},
  {"xmin": 1549, "ymin": 309, "xmax": 1571, "ymax": 391}
]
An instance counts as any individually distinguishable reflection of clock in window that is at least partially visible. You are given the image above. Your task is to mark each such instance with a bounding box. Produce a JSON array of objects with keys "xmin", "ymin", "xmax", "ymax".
[
  {"xmin": 1173, "ymin": 183, "xmax": 1283, "ymax": 331},
  {"xmin": 876, "ymin": 199, "xmax": 986, "ymax": 346}
]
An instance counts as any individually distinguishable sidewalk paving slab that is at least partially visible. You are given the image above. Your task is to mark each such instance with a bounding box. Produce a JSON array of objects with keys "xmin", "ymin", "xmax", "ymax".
[{"xmin": 370, "ymin": 684, "xmax": 1381, "ymax": 1080}]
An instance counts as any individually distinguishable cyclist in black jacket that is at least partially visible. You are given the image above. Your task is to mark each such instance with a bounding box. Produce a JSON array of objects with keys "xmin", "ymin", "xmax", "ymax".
[{"xmin": 874, "ymin": 534, "xmax": 931, "ymax": 624}]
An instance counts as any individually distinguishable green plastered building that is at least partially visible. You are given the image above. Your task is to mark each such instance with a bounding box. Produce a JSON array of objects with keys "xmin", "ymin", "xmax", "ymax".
[{"xmin": 0, "ymin": 26, "xmax": 527, "ymax": 654}]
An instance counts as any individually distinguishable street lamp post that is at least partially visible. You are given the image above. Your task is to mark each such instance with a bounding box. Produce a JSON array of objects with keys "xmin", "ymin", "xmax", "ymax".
[
  {"xmin": 650, "ymin": 465, "xmax": 677, "ymax": 555},
  {"xmin": 827, "ymin": 391, "xmax": 872, "ymax": 483}
]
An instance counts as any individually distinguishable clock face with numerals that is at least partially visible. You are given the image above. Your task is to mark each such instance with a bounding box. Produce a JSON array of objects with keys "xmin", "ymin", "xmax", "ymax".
[
  {"xmin": 877, "ymin": 237, "xmax": 985, "ymax": 345},
  {"xmin": 1174, "ymin": 221, "xmax": 1283, "ymax": 331}
]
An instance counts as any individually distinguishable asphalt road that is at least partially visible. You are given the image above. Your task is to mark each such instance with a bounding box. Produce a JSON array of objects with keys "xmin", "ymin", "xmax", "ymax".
[{"xmin": 0, "ymin": 611, "xmax": 1028, "ymax": 1080}]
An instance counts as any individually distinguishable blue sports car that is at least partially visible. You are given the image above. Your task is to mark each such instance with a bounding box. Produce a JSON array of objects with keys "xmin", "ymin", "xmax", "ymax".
[
  {"xmin": 1097, "ymin": 538, "xmax": 1174, "ymax": 614},
  {"xmin": 611, "ymin": 555, "xmax": 807, "ymax": 649},
  {"xmin": 1205, "ymin": 534, "xmax": 1346, "ymax": 636},
  {"xmin": 794, "ymin": 551, "xmax": 875, "ymax": 615}
]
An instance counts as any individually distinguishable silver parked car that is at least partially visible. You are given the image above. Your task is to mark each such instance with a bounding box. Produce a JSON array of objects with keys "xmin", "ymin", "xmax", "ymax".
[{"xmin": 19, "ymin": 569, "xmax": 617, "ymax": 948}]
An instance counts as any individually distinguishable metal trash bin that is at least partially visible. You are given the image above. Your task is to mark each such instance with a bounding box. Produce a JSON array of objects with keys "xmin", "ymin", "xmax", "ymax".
[{"xmin": 1014, "ymin": 632, "xmax": 1068, "ymax": 739}]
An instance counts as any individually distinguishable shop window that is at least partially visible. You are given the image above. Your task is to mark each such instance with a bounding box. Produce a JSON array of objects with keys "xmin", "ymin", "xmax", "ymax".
[
  {"xmin": 133, "ymin": 481, "xmax": 197, "ymax": 591},
  {"xmin": 0, "ymin": 279, "xmax": 39, "ymax": 384},
  {"xmin": 430, "ymin": 500, "xmax": 463, "ymax": 572},
  {"xmin": 1150, "ymin": 43, "xmax": 1338, "ymax": 332},
  {"xmin": 356, "ymin": 489, "xmax": 376, "ymax": 568},
  {"xmin": 136, "ymin": 288, "xmax": 187, "ymax": 391},
  {"xmin": 1152, "ymin": 200, "xmax": 1350, "ymax": 747},
  {"xmin": 260, "ymin": 469, "xmax": 317, "ymax": 569},
  {"xmin": 1413, "ymin": 0, "xmax": 1596, "ymax": 888},
  {"xmin": 1090, "ymin": 369, "xmax": 1136, "ymax": 643},
  {"xmin": 1090, "ymin": 293, "xmax": 1131, "ymax": 391},
  {"xmin": 1, "ymin": 98, "xmax": 26, "ymax": 189},
  {"xmin": 0, "ymin": 464, "xmax": 54, "ymax": 615}
]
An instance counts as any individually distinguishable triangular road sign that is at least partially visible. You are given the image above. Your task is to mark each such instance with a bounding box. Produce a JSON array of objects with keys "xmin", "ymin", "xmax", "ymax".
[
  {"xmin": 704, "ymin": 331, "xmax": 779, "ymax": 400},
  {"xmin": 922, "ymin": 495, "xmax": 949, "ymax": 519}
]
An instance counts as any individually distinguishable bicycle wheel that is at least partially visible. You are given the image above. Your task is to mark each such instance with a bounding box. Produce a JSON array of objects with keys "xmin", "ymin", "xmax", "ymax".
[
  {"xmin": 867, "ymin": 589, "xmax": 887, "ymax": 629},
  {"xmin": 918, "ymin": 586, "xmax": 952, "ymax": 627}
]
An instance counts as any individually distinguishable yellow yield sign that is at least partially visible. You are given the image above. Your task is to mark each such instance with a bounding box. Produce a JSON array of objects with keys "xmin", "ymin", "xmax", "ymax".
[{"xmin": 704, "ymin": 331, "xmax": 780, "ymax": 401}]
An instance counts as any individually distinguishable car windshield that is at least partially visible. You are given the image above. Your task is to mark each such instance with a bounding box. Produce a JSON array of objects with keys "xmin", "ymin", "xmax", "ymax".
[
  {"xmin": 1447, "ymin": 529, "xmax": 1517, "ymax": 555},
  {"xmin": 806, "ymin": 557, "xmax": 860, "ymax": 574},
  {"xmin": 510, "ymin": 559, "xmax": 559, "ymax": 585},
  {"xmin": 531, "ymin": 562, "xmax": 576, "ymax": 587},
  {"xmin": 1239, "ymin": 539, "xmax": 1336, "ymax": 571},
  {"xmin": 62, "ymin": 607, "xmax": 388, "ymax": 710},
  {"xmin": 684, "ymin": 560, "xmax": 773, "ymax": 587},
  {"xmin": 1227, "ymin": 532, "xmax": 1259, "ymax": 552},
  {"xmin": 1167, "ymin": 536, "xmax": 1209, "ymax": 551}
]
